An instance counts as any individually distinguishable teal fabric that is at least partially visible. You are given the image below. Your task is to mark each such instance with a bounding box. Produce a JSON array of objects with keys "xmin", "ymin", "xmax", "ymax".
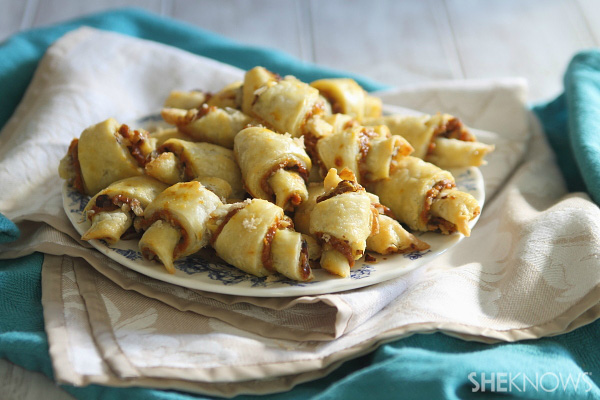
[
  {"xmin": 0, "ymin": 214, "xmax": 19, "ymax": 243},
  {"xmin": 0, "ymin": 8, "xmax": 599, "ymax": 400},
  {"xmin": 533, "ymin": 50, "xmax": 600, "ymax": 204}
]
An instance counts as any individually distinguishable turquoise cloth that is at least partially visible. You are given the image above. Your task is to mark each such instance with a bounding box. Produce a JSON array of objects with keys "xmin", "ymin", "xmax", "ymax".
[
  {"xmin": 0, "ymin": 8, "xmax": 598, "ymax": 400},
  {"xmin": 533, "ymin": 50, "xmax": 600, "ymax": 205}
]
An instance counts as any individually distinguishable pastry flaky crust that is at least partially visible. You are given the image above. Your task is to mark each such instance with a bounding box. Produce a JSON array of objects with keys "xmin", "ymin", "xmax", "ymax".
[
  {"xmin": 81, "ymin": 176, "xmax": 168, "ymax": 245},
  {"xmin": 241, "ymin": 66, "xmax": 325, "ymax": 137},
  {"xmin": 59, "ymin": 65, "xmax": 492, "ymax": 282},
  {"xmin": 366, "ymin": 214, "xmax": 429, "ymax": 255},
  {"xmin": 307, "ymin": 169, "xmax": 378, "ymax": 277},
  {"xmin": 234, "ymin": 126, "xmax": 312, "ymax": 211},
  {"xmin": 139, "ymin": 181, "xmax": 223, "ymax": 274},
  {"xmin": 295, "ymin": 175, "xmax": 430, "ymax": 268},
  {"xmin": 364, "ymin": 113, "xmax": 494, "ymax": 169},
  {"xmin": 144, "ymin": 138, "xmax": 244, "ymax": 201},
  {"xmin": 208, "ymin": 199, "xmax": 313, "ymax": 282},
  {"xmin": 310, "ymin": 78, "xmax": 382, "ymax": 122},
  {"xmin": 163, "ymin": 90, "xmax": 208, "ymax": 110},
  {"xmin": 367, "ymin": 156, "xmax": 480, "ymax": 237},
  {"xmin": 426, "ymin": 137, "xmax": 495, "ymax": 169},
  {"xmin": 58, "ymin": 118, "xmax": 154, "ymax": 196},
  {"xmin": 315, "ymin": 122, "xmax": 413, "ymax": 184},
  {"xmin": 163, "ymin": 81, "xmax": 243, "ymax": 111},
  {"xmin": 161, "ymin": 105, "xmax": 252, "ymax": 149}
]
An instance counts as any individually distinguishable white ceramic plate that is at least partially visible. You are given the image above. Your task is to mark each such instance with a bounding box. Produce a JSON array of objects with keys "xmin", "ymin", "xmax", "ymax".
[{"xmin": 62, "ymin": 165, "xmax": 484, "ymax": 297}]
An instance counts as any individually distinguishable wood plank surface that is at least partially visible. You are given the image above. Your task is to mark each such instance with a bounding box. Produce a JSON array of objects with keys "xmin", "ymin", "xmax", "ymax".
[
  {"xmin": 0, "ymin": 0, "xmax": 28, "ymax": 41},
  {"xmin": 576, "ymin": 0, "xmax": 600, "ymax": 46},
  {"xmin": 4, "ymin": 0, "xmax": 596, "ymax": 101},
  {"xmin": 31, "ymin": 0, "xmax": 163, "ymax": 27},
  {"xmin": 171, "ymin": 0, "xmax": 311, "ymax": 61},
  {"xmin": 446, "ymin": 0, "xmax": 595, "ymax": 101},
  {"xmin": 310, "ymin": 0, "xmax": 463, "ymax": 87}
]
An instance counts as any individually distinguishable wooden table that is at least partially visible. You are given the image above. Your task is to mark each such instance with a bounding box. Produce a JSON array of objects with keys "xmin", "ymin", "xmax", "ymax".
[{"xmin": 1, "ymin": 0, "xmax": 598, "ymax": 398}]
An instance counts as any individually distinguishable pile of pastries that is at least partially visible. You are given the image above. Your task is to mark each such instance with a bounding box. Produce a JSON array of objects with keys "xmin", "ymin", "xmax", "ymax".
[{"xmin": 59, "ymin": 66, "xmax": 494, "ymax": 281}]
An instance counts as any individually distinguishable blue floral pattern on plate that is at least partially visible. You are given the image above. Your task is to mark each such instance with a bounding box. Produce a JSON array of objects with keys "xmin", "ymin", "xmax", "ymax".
[
  {"xmin": 112, "ymin": 248, "xmax": 144, "ymax": 262},
  {"xmin": 62, "ymin": 162, "xmax": 484, "ymax": 296},
  {"xmin": 455, "ymin": 168, "xmax": 478, "ymax": 193},
  {"xmin": 403, "ymin": 249, "xmax": 432, "ymax": 261},
  {"xmin": 351, "ymin": 264, "xmax": 375, "ymax": 279},
  {"xmin": 175, "ymin": 254, "xmax": 320, "ymax": 288},
  {"xmin": 66, "ymin": 189, "xmax": 89, "ymax": 214}
]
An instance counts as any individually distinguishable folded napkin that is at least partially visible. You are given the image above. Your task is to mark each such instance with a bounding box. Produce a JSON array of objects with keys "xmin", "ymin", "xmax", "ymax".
[{"xmin": 0, "ymin": 25, "xmax": 599, "ymax": 398}]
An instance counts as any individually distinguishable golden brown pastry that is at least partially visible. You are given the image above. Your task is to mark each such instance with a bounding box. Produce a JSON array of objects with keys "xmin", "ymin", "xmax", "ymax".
[
  {"xmin": 148, "ymin": 127, "xmax": 193, "ymax": 147},
  {"xmin": 163, "ymin": 82, "xmax": 242, "ymax": 111},
  {"xmin": 426, "ymin": 137, "xmax": 495, "ymax": 169},
  {"xmin": 234, "ymin": 126, "xmax": 311, "ymax": 210},
  {"xmin": 295, "ymin": 179, "xmax": 429, "ymax": 258},
  {"xmin": 309, "ymin": 169, "xmax": 378, "ymax": 277},
  {"xmin": 367, "ymin": 156, "xmax": 480, "ymax": 236},
  {"xmin": 310, "ymin": 78, "xmax": 382, "ymax": 121},
  {"xmin": 365, "ymin": 214, "xmax": 429, "ymax": 255},
  {"xmin": 292, "ymin": 183, "xmax": 323, "ymax": 236},
  {"xmin": 163, "ymin": 90, "xmax": 208, "ymax": 110},
  {"xmin": 208, "ymin": 199, "xmax": 312, "ymax": 281},
  {"xmin": 144, "ymin": 138, "xmax": 245, "ymax": 200},
  {"xmin": 81, "ymin": 176, "xmax": 168, "ymax": 244},
  {"xmin": 364, "ymin": 113, "xmax": 494, "ymax": 168},
  {"xmin": 161, "ymin": 105, "xmax": 252, "ymax": 149},
  {"xmin": 241, "ymin": 66, "xmax": 325, "ymax": 137},
  {"xmin": 206, "ymin": 81, "xmax": 243, "ymax": 109},
  {"xmin": 58, "ymin": 118, "xmax": 154, "ymax": 196},
  {"xmin": 363, "ymin": 94, "xmax": 383, "ymax": 119},
  {"xmin": 315, "ymin": 123, "xmax": 413, "ymax": 184},
  {"xmin": 139, "ymin": 181, "xmax": 223, "ymax": 274}
]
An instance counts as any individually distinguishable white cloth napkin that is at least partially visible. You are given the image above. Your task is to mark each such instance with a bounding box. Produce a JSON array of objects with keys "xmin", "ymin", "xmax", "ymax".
[{"xmin": 0, "ymin": 28, "xmax": 599, "ymax": 397}]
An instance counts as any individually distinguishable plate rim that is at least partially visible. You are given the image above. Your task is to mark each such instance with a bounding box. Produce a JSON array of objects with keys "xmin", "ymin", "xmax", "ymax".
[{"xmin": 62, "ymin": 166, "xmax": 484, "ymax": 298}]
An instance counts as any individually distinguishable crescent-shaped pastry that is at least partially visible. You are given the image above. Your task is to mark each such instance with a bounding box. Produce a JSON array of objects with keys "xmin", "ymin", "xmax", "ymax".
[
  {"xmin": 366, "ymin": 214, "xmax": 430, "ymax": 255},
  {"xmin": 426, "ymin": 137, "xmax": 495, "ymax": 169},
  {"xmin": 241, "ymin": 66, "xmax": 278, "ymax": 116},
  {"xmin": 303, "ymin": 113, "xmax": 358, "ymax": 159},
  {"xmin": 161, "ymin": 105, "xmax": 252, "ymax": 149},
  {"xmin": 295, "ymin": 180, "xmax": 429, "ymax": 257},
  {"xmin": 301, "ymin": 233, "xmax": 322, "ymax": 262},
  {"xmin": 315, "ymin": 124, "xmax": 413, "ymax": 184},
  {"xmin": 139, "ymin": 181, "xmax": 223, "ymax": 274},
  {"xmin": 310, "ymin": 78, "xmax": 382, "ymax": 121},
  {"xmin": 325, "ymin": 113, "xmax": 359, "ymax": 133},
  {"xmin": 163, "ymin": 90, "xmax": 208, "ymax": 110},
  {"xmin": 208, "ymin": 199, "xmax": 312, "ymax": 281},
  {"xmin": 292, "ymin": 183, "xmax": 323, "ymax": 236},
  {"xmin": 310, "ymin": 78, "xmax": 364, "ymax": 120},
  {"xmin": 363, "ymin": 93, "xmax": 383, "ymax": 119},
  {"xmin": 364, "ymin": 113, "xmax": 494, "ymax": 168},
  {"xmin": 309, "ymin": 169, "xmax": 377, "ymax": 277},
  {"xmin": 58, "ymin": 118, "xmax": 153, "ymax": 196},
  {"xmin": 163, "ymin": 82, "xmax": 243, "ymax": 111},
  {"xmin": 367, "ymin": 156, "xmax": 480, "ymax": 236},
  {"xmin": 241, "ymin": 66, "xmax": 324, "ymax": 137},
  {"xmin": 81, "ymin": 176, "xmax": 168, "ymax": 244},
  {"xmin": 206, "ymin": 81, "xmax": 243, "ymax": 109},
  {"xmin": 144, "ymin": 138, "xmax": 245, "ymax": 200},
  {"xmin": 234, "ymin": 126, "xmax": 311, "ymax": 210},
  {"xmin": 148, "ymin": 127, "xmax": 192, "ymax": 147}
]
